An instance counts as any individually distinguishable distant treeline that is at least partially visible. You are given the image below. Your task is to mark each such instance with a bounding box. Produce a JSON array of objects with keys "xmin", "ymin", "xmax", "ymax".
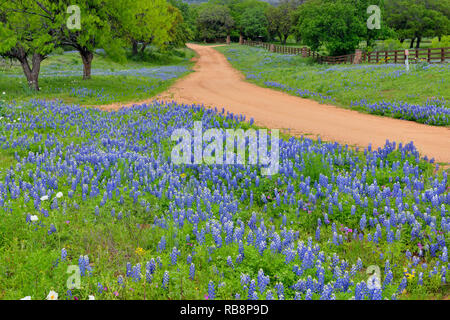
[{"xmin": 184, "ymin": 0, "xmax": 449, "ymax": 56}]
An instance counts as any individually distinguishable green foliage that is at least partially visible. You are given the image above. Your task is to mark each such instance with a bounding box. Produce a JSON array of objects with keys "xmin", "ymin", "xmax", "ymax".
[
  {"xmin": 385, "ymin": 0, "xmax": 450, "ymax": 47},
  {"xmin": 296, "ymin": 0, "xmax": 367, "ymax": 55},
  {"xmin": 197, "ymin": 4, "xmax": 235, "ymax": 42},
  {"xmin": 168, "ymin": 0, "xmax": 198, "ymax": 45},
  {"xmin": 265, "ymin": 1, "xmax": 297, "ymax": 45},
  {"xmin": 375, "ymin": 39, "xmax": 404, "ymax": 51},
  {"xmin": 240, "ymin": 7, "xmax": 269, "ymax": 40},
  {"xmin": 431, "ymin": 36, "xmax": 450, "ymax": 48},
  {"xmin": 0, "ymin": 0, "xmax": 56, "ymax": 57}
]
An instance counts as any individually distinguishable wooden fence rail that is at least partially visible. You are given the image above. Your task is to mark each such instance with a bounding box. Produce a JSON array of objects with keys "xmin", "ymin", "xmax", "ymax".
[{"xmin": 242, "ymin": 40, "xmax": 450, "ymax": 65}]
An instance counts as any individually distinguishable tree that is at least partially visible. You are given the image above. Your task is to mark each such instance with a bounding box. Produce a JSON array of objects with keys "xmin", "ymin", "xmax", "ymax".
[
  {"xmin": 168, "ymin": 0, "xmax": 197, "ymax": 45},
  {"xmin": 240, "ymin": 7, "xmax": 268, "ymax": 40},
  {"xmin": 0, "ymin": 0, "xmax": 57, "ymax": 90},
  {"xmin": 385, "ymin": 0, "xmax": 450, "ymax": 48},
  {"xmin": 265, "ymin": 1, "xmax": 296, "ymax": 44},
  {"xmin": 113, "ymin": 0, "xmax": 178, "ymax": 56},
  {"xmin": 349, "ymin": 0, "xmax": 394, "ymax": 49},
  {"xmin": 58, "ymin": 0, "xmax": 125, "ymax": 80},
  {"xmin": 295, "ymin": 0, "xmax": 365, "ymax": 55},
  {"xmin": 197, "ymin": 4, "xmax": 234, "ymax": 42}
]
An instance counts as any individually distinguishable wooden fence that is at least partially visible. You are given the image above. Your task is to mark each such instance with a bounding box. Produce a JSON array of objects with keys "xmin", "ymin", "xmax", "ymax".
[
  {"xmin": 364, "ymin": 47, "xmax": 449, "ymax": 64},
  {"xmin": 242, "ymin": 40, "xmax": 450, "ymax": 65}
]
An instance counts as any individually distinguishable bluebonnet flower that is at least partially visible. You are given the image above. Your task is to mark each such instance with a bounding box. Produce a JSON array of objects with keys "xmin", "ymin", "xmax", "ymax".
[
  {"xmin": 170, "ymin": 247, "xmax": 180, "ymax": 265},
  {"xmin": 275, "ymin": 282, "xmax": 284, "ymax": 300},
  {"xmin": 118, "ymin": 275, "xmax": 124, "ymax": 288},
  {"xmin": 189, "ymin": 263, "xmax": 195, "ymax": 280},
  {"xmin": 132, "ymin": 263, "xmax": 141, "ymax": 282},
  {"xmin": 305, "ymin": 289, "xmax": 313, "ymax": 300},
  {"xmin": 61, "ymin": 248, "xmax": 67, "ymax": 261},
  {"xmin": 48, "ymin": 224, "xmax": 57, "ymax": 235},
  {"xmin": 360, "ymin": 214, "xmax": 367, "ymax": 230},
  {"xmin": 227, "ymin": 256, "xmax": 234, "ymax": 269},
  {"xmin": 162, "ymin": 271, "xmax": 169, "ymax": 289},
  {"xmin": 441, "ymin": 247, "xmax": 448, "ymax": 263},
  {"xmin": 257, "ymin": 269, "xmax": 270, "ymax": 294},
  {"xmin": 158, "ymin": 236, "xmax": 166, "ymax": 252},
  {"xmin": 78, "ymin": 255, "xmax": 91, "ymax": 277},
  {"xmin": 247, "ymin": 280, "xmax": 256, "ymax": 300},
  {"xmin": 396, "ymin": 277, "xmax": 408, "ymax": 295},
  {"xmin": 208, "ymin": 281, "xmax": 216, "ymax": 300},
  {"xmin": 371, "ymin": 288, "xmax": 382, "ymax": 300},
  {"xmin": 126, "ymin": 262, "xmax": 132, "ymax": 277},
  {"xmin": 383, "ymin": 270, "xmax": 393, "ymax": 289}
]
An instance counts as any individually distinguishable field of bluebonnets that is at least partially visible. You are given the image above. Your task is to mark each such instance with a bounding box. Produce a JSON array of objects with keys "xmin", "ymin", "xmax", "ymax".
[
  {"xmin": 216, "ymin": 45, "xmax": 450, "ymax": 126},
  {"xmin": 0, "ymin": 88, "xmax": 448, "ymax": 300}
]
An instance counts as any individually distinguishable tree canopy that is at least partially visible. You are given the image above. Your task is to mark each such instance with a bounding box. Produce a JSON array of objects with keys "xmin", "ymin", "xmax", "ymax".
[
  {"xmin": 0, "ymin": 0, "xmax": 186, "ymax": 90},
  {"xmin": 196, "ymin": 4, "xmax": 235, "ymax": 42}
]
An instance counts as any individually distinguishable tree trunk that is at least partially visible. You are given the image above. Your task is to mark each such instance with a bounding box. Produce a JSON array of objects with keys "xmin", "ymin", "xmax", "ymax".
[
  {"xmin": 132, "ymin": 40, "xmax": 139, "ymax": 56},
  {"xmin": 19, "ymin": 53, "xmax": 43, "ymax": 91},
  {"xmin": 400, "ymin": 38, "xmax": 405, "ymax": 43},
  {"xmin": 140, "ymin": 43, "xmax": 147, "ymax": 54},
  {"xmin": 80, "ymin": 50, "xmax": 94, "ymax": 80},
  {"xmin": 409, "ymin": 38, "xmax": 415, "ymax": 48},
  {"xmin": 415, "ymin": 37, "xmax": 421, "ymax": 49}
]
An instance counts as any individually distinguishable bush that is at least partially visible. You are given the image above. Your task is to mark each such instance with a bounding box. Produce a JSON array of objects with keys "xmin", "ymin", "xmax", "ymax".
[
  {"xmin": 431, "ymin": 36, "xmax": 450, "ymax": 48},
  {"xmin": 52, "ymin": 47, "xmax": 65, "ymax": 55},
  {"xmin": 375, "ymin": 39, "xmax": 403, "ymax": 51}
]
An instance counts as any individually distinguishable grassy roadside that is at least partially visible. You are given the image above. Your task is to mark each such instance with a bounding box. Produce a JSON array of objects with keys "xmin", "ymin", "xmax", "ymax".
[
  {"xmin": 215, "ymin": 44, "xmax": 449, "ymax": 126},
  {"xmin": 0, "ymin": 47, "xmax": 196, "ymax": 106}
]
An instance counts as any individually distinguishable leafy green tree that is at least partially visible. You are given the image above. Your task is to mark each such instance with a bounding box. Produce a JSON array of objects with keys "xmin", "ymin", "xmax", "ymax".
[
  {"xmin": 265, "ymin": 0, "xmax": 297, "ymax": 44},
  {"xmin": 350, "ymin": 0, "xmax": 394, "ymax": 49},
  {"xmin": 197, "ymin": 4, "xmax": 234, "ymax": 42},
  {"xmin": 113, "ymin": 0, "xmax": 178, "ymax": 56},
  {"xmin": 385, "ymin": 0, "xmax": 450, "ymax": 48},
  {"xmin": 168, "ymin": 0, "xmax": 197, "ymax": 45},
  {"xmin": 240, "ymin": 7, "xmax": 268, "ymax": 40},
  {"xmin": 59, "ymin": 0, "xmax": 125, "ymax": 80},
  {"xmin": 0, "ymin": 0, "xmax": 57, "ymax": 90},
  {"xmin": 295, "ymin": 0, "xmax": 366, "ymax": 55}
]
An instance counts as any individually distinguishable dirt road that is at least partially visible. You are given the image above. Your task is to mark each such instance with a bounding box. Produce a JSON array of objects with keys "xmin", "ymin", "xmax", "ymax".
[{"xmin": 98, "ymin": 44, "xmax": 450, "ymax": 164}]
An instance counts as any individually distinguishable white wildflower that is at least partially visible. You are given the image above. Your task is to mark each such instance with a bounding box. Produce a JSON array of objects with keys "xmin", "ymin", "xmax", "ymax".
[{"xmin": 46, "ymin": 290, "xmax": 58, "ymax": 300}]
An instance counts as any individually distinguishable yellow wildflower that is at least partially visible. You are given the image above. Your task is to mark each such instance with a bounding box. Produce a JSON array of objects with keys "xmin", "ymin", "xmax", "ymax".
[{"xmin": 135, "ymin": 247, "xmax": 146, "ymax": 256}]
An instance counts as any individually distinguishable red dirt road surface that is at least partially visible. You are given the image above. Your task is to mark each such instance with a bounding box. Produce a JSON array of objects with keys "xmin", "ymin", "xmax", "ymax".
[{"xmin": 97, "ymin": 44, "xmax": 450, "ymax": 164}]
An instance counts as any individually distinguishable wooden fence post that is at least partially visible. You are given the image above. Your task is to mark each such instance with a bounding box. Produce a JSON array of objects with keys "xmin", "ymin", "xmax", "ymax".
[
  {"xmin": 353, "ymin": 49, "xmax": 362, "ymax": 64},
  {"xmin": 442, "ymin": 48, "xmax": 445, "ymax": 63}
]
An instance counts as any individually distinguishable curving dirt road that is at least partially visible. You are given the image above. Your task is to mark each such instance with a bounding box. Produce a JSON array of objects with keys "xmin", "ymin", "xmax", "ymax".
[{"xmin": 98, "ymin": 44, "xmax": 450, "ymax": 164}]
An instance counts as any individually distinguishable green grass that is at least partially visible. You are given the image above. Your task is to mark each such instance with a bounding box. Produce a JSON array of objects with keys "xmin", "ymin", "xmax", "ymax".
[
  {"xmin": 0, "ymin": 47, "xmax": 195, "ymax": 106},
  {"xmin": 215, "ymin": 44, "xmax": 449, "ymax": 125}
]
